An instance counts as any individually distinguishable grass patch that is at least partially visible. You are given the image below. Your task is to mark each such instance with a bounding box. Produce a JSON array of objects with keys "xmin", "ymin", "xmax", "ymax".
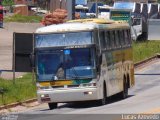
[
  {"xmin": 133, "ymin": 41, "xmax": 160, "ymax": 63},
  {"xmin": 4, "ymin": 14, "xmax": 43, "ymax": 23},
  {"xmin": 0, "ymin": 74, "xmax": 36, "ymax": 106}
]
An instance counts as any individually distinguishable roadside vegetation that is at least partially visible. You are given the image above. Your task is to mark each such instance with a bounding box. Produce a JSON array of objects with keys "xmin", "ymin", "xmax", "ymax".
[
  {"xmin": 0, "ymin": 74, "xmax": 36, "ymax": 106},
  {"xmin": 4, "ymin": 14, "xmax": 43, "ymax": 23},
  {"xmin": 133, "ymin": 41, "xmax": 160, "ymax": 62},
  {"xmin": 0, "ymin": 41, "xmax": 160, "ymax": 106}
]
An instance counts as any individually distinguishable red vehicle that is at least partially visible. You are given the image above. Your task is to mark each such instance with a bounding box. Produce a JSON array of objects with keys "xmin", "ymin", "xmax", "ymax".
[{"xmin": 0, "ymin": 5, "xmax": 3, "ymax": 28}]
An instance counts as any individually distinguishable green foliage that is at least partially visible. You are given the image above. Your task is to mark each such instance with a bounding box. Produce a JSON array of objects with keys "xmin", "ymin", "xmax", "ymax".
[
  {"xmin": 2, "ymin": 0, "xmax": 14, "ymax": 6},
  {"xmin": 4, "ymin": 14, "xmax": 43, "ymax": 23},
  {"xmin": 0, "ymin": 74, "xmax": 36, "ymax": 105},
  {"xmin": 133, "ymin": 41, "xmax": 160, "ymax": 63}
]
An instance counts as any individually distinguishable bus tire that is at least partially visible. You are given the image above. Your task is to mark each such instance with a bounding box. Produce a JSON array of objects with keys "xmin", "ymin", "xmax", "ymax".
[
  {"xmin": 100, "ymin": 83, "xmax": 107, "ymax": 105},
  {"xmin": 48, "ymin": 103, "xmax": 58, "ymax": 110},
  {"xmin": 120, "ymin": 79, "xmax": 128, "ymax": 99}
]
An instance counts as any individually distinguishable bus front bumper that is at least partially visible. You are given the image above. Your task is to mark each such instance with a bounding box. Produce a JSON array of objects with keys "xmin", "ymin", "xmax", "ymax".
[{"xmin": 37, "ymin": 87, "xmax": 100, "ymax": 103}]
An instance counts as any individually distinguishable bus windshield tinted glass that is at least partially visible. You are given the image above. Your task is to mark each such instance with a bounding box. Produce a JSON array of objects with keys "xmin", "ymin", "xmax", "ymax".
[
  {"xmin": 35, "ymin": 32, "xmax": 92, "ymax": 48},
  {"xmin": 36, "ymin": 48, "xmax": 96, "ymax": 81}
]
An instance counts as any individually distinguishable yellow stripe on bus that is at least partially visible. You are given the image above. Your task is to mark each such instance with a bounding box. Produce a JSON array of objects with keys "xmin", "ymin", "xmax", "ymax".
[{"xmin": 39, "ymin": 80, "xmax": 73, "ymax": 86}]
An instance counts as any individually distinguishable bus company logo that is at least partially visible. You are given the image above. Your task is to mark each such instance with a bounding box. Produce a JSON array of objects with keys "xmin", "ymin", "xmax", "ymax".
[{"xmin": 122, "ymin": 114, "xmax": 159, "ymax": 120}]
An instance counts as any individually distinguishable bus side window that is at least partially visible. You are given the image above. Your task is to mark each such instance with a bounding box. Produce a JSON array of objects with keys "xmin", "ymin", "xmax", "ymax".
[
  {"xmin": 113, "ymin": 31, "xmax": 117, "ymax": 48},
  {"xmin": 119, "ymin": 30, "xmax": 124, "ymax": 48},
  {"xmin": 118, "ymin": 30, "xmax": 122, "ymax": 48},
  {"xmin": 99, "ymin": 31, "xmax": 106, "ymax": 50},
  {"xmin": 106, "ymin": 31, "xmax": 111, "ymax": 50},
  {"xmin": 115, "ymin": 31, "xmax": 120, "ymax": 48},
  {"xmin": 110, "ymin": 31, "xmax": 115, "ymax": 49},
  {"xmin": 124, "ymin": 30, "xmax": 129, "ymax": 46},
  {"xmin": 127, "ymin": 29, "xmax": 132, "ymax": 45}
]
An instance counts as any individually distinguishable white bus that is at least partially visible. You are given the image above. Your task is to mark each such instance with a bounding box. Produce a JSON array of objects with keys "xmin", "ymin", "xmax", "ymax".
[{"xmin": 35, "ymin": 19, "xmax": 135, "ymax": 109}]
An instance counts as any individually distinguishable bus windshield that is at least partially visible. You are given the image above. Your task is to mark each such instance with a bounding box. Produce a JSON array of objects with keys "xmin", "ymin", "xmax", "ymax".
[
  {"xmin": 35, "ymin": 31, "xmax": 92, "ymax": 48},
  {"xmin": 36, "ymin": 48, "xmax": 96, "ymax": 81}
]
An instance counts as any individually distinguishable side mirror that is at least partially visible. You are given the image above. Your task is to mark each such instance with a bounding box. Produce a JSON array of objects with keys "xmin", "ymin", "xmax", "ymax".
[
  {"xmin": 29, "ymin": 53, "xmax": 35, "ymax": 68},
  {"xmin": 96, "ymin": 54, "xmax": 102, "ymax": 74}
]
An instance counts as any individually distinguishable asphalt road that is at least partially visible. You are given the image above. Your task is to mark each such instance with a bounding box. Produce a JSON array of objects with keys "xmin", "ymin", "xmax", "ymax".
[{"xmin": 10, "ymin": 58, "xmax": 160, "ymax": 120}]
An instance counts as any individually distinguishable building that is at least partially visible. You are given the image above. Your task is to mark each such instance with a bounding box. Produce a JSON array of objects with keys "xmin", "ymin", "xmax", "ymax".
[{"xmin": 14, "ymin": 0, "xmax": 38, "ymax": 16}]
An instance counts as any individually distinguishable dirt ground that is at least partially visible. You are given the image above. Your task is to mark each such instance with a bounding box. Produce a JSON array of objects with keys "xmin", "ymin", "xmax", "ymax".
[{"xmin": 0, "ymin": 22, "xmax": 43, "ymax": 79}]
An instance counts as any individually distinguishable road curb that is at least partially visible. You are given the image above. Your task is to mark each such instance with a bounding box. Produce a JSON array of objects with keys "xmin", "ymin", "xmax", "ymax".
[
  {"xmin": 134, "ymin": 54, "xmax": 160, "ymax": 69},
  {"xmin": 0, "ymin": 98, "xmax": 37, "ymax": 110},
  {"xmin": 0, "ymin": 54, "xmax": 160, "ymax": 111}
]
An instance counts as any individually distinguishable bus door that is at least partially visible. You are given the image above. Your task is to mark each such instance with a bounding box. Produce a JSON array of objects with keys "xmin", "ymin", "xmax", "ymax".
[
  {"xmin": 0, "ymin": 6, "xmax": 3, "ymax": 28},
  {"xmin": 13, "ymin": 33, "xmax": 34, "ymax": 72}
]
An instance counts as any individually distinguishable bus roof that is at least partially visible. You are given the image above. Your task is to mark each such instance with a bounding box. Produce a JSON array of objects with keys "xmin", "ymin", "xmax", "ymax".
[
  {"xmin": 36, "ymin": 22, "xmax": 98, "ymax": 33},
  {"xmin": 36, "ymin": 19, "xmax": 129, "ymax": 34}
]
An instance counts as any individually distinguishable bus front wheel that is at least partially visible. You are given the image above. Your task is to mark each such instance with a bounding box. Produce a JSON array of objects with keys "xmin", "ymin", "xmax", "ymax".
[{"xmin": 48, "ymin": 103, "xmax": 58, "ymax": 110}]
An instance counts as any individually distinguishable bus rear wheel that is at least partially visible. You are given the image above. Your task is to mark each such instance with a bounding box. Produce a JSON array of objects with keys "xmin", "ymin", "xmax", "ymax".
[
  {"xmin": 100, "ymin": 83, "xmax": 107, "ymax": 105},
  {"xmin": 48, "ymin": 103, "xmax": 58, "ymax": 110},
  {"xmin": 120, "ymin": 79, "xmax": 128, "ymax": 99}
]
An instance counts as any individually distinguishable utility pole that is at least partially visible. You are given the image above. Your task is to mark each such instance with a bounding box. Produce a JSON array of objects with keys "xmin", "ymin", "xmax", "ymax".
[
  {"xmin": 67, "ymin": 0, "xmax": 75, "ymax": 20},
  {"xmin": 60, "ymin": 0, "xmax": 62, "ymax": 9},
  {"xmin": 96, "ymin": 0, "xmax": 98, "ymax": 18}
]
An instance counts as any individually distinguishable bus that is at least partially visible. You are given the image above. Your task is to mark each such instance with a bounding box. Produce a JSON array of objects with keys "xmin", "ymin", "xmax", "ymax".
[
  {"xmin": 35, "ymin": 18, "xmax": 135, "ymax": 110},
  {"xmin": 0, "ymin": 5, "xmax": 3, "ymax": 28}
]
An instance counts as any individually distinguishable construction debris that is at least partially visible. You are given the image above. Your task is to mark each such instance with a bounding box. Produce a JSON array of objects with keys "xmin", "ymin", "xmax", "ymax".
[{"xmin": 41, "ymin": 9, "xmax": 80, "ymax": 26}]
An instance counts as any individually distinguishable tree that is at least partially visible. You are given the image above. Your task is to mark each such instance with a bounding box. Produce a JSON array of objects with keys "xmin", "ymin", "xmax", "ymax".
[
  {"xmin": 2, "ymin": 0, "xmax": 14, "ymax": 12},
  {"xmin": 2, "ymin": 0, "xmax": 14, "ymax": 6}
]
